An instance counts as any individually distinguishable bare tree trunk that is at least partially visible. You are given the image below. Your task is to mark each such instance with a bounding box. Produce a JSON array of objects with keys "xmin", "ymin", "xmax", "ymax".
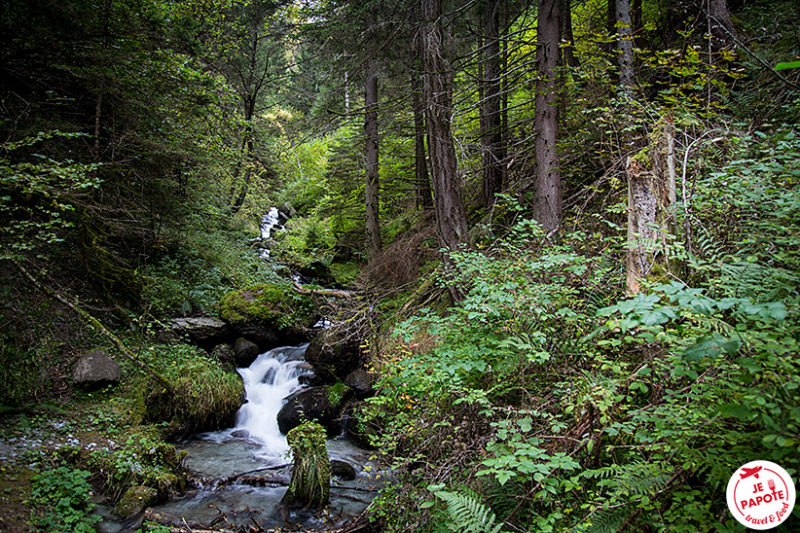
[
  {"xmin": 480, "ymin": 0, "xmax": 503, "ymax": 207},
  {"xmin": 560, "ymin": 0, "xmax": 579, "ymax": 68},
  {"xmin": 365, "ymin": 39, "xmax": 381, "ymax": 259},
  {"xmin": 616, "ymin": 0, "xmax": 635, "ymax": 95},
  {"xmin": 708, "ymin": 0, "xmax": 736, "ymax": 49},
  {"xmin": 411, "ymin": 66, "xmax": 432, "ymax": 209},
  {"xmin": 533, "ymin": 0, "xmax": 562, "ymax": 232},
  {"xmin": 421, "ymin": 0, "xmax": 470, "ymax": 299}
]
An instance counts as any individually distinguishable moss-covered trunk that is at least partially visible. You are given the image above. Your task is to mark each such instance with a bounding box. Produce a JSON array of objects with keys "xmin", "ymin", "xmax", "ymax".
[{"xmin": 281, "ymin": 422, "xmax": 330, "ymax": 508}]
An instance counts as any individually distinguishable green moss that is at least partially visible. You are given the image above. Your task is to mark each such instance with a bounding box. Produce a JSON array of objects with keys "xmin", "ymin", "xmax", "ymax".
[
  {"xmin": 327, "ymin": 381, "xmax": 347, "ymax": 406},
  {"xmin": 282, "ymin": 422, "xmax": 330, "ymax": 508},
  {"xmin": 115, "ymin": 485, "xmax": 157, "ymax": 519},
  {"xmin": 218, "ymin": 283, "xmax": 315, "ymax": 331},
  {"xmin": 140, "ymin": 344, "xmax": 245, "ymax": 436}
]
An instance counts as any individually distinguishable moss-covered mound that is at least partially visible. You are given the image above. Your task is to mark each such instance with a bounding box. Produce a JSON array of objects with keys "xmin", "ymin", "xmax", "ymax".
[
  {"xmin": 141, "ymin": 344, "xmax": 244, "ymax": 438},
  {"xmin": 218, "ymin": 283, "xmax": 317, "ymax": 349}
]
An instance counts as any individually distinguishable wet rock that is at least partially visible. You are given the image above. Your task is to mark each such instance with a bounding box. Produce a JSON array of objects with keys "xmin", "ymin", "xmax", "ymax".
[
  {"xmin": 344, "ymin": 369, "xmax": 375, "ymax": 398},
  {"xmin": 170, "ymin": 317, "xmax": 232, "ymax": 347},
  {"xmin": 72, "ymin": 349, "xmax": 121, "ymax": 390},
  {"xmin": 331, "ymin": 459, "xmax": 357, "ymax": 480},
  {"xmin": 305, "ymin": 328, "xmax": 362, "ymax": 383},
  {"xmin": 231, "ymin": 429, "xmax": 250, "ymax": 439},
  {"xmin": 116, "ymin": 485, "xmax": 157, "ymax": 519},
  {"xmin": 277, "ymin": 387, "xmax": 343, "ymax": 436},
  {"xmin": 233, "ymin": 337, "xmax": 261, "ymax": 367}
]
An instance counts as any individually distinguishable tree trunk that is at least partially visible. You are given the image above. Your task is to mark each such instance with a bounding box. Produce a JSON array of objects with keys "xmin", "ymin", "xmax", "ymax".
[
  {"xmin": 422, "ymin": 0, "xmax": 470, "ymax": 301},
  {"xmin": 616, "ymin": 0, "xmax": 635, "ymax": 95},
  {"xmin": 560, "ymin": 0, "xmax": 579, "ymax": 68},
  {"xmin": 708, "ymin": 0, "xmax": 736, "ymax": 49},
  {"xmin": 421, "ymin": 0, "xmax": 469, "ymax": 252},
  {"xmin": 533, "ymin": 0, "xmax": 562, "ymax": 232},
  {"xmin": 411, "ymin": 66, "xmax": 432, "ymax": 210},
  {"xmin": 480, "ymin": 0, "xmax": 504, "ymax": 207},
  {"xmin": 365, "ymin": 32, "xmax": 381, "ymax": 259}
]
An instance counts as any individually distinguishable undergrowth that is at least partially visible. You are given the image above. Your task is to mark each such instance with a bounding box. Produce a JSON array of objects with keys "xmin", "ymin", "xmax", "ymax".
[{"xmin": 366, "ymin": 123, "xmax": 800, "ymax": 532}]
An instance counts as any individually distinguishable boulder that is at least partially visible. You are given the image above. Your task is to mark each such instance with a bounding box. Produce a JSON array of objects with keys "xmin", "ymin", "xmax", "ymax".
[
  {"xmin": 277, "ymin": 386, "xmax": 345, "ymax": 436},
  {"xmin": 170, "ymin": 317, "xmax": 231, "ymax": 347},
  {"xmin": 344, "ymin": 369, "xmax": 375, "ymax": 398},
  {"xmin": 233, "ymin": 337, "xmax": 261, "ymax": 367},
  {"xmin": 115, "ymin": 485, "xmax": 157, "ymax": 519},
  {"xmin": 331, "ymin": 459, "xmax": 357, "ymax": 481},
  {"xmin": 218, "ymin": 283, "xmax": 317, "ymax": 351},
  {"xmin": 72, "ymin": 349, "xmax": 121, "ymax": 390},
  {"xmin": 305, "ymin": 328, "xmax": 362, "ymax": 383},
  {"xmin": 344, "ymin": 406, "xmax": 377, "ymax": 450}
]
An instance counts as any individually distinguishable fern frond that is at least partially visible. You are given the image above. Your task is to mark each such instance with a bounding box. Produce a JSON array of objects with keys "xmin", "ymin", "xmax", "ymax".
[{"xmin": 434, "ymin": 489, "xmax": 505, "ymax": 533}]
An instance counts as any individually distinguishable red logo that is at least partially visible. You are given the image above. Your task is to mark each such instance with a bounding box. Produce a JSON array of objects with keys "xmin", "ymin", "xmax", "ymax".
[{"xmin": 727, "ymin": 460, "xmax": 796, "ymax": 530}]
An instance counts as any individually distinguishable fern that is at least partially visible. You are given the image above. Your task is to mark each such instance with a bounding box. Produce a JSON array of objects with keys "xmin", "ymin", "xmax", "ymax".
[{"xmin": 433, "ymin": 489, "xmax": 506, "ymax": 533}]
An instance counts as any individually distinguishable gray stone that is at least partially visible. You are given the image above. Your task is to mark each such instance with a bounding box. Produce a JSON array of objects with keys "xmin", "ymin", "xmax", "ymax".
[
  {"xmin": 344, "ymin": 369, "xmax": 375, "ymax": 398},
  {"xmin": 277, "ymin": 387, "xmax": 343, "ymax": 436},
  {"xmin": 305, "ymin": 328, "xmax": 362, "ymax": 383},
  {"xmin": 331, "ymin": 459, "xmax": 357, "ymax": 480},
  {"xmin": 233, "ymin": 337, "xmax": 261, "ymax": 367},
  {"xmin": 72, "ymin": 349, "xmax": 121, "ymax": 390},
  {"xmin": 171, "ymin": 317, "xmax": 231, "ymax": 346}
]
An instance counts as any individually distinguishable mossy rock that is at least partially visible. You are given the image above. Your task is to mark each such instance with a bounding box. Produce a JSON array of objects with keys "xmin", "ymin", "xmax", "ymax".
[
  {"xmin": 218, "ymin": 283, "xmax": 317, "ymax": 350},
  {"xmin": 115, "ymin": 485, "xmax": 157, "ymax": 519}
]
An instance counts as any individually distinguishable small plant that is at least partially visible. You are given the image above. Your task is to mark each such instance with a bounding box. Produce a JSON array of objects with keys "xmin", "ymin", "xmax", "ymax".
[{"xmin": 29, "ymin": 464, "xmax": 101, "ymax": 533}]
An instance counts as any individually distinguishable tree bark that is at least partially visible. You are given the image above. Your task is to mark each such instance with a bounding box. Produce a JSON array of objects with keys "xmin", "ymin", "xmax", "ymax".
[
  {"xmin": 421, "ymin": 0, "xmax": 469, "ymax": 252},
  {"xmin": 480, "ymin": 0, "xmax": 504, "ymax": 207},
  {"xmin": 616, "ymin": 0, "xmax": 635, "ymax": 96},
  {"xmin": 364, "ymin": 24, "xmax": 381, "ymax": 259},
  {"xmin": 708, "ymin": 0, "xmax": 736, "ymax": 49},
  {"xmin": 411, "ymin": 66, "xmax": 432, "ymax": 210},
  {"xmin": 533, "ymin": 0, "xmax": 562, "ymax": 232},
  {"xmin": 560, "ymin": 0, "xmax": 579, "ymax": 68}
]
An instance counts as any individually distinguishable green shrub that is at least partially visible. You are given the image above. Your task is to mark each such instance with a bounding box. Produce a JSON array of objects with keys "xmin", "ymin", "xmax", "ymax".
[{"xmin": 29, "ymin": 465, "xmax": 101, "ymax": 533}]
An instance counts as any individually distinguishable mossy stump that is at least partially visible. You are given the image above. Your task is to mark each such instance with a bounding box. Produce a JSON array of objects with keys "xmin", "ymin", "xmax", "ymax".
[{"xmin": 281, "ymin": 422, "xmax": 330, "ymax": 509}]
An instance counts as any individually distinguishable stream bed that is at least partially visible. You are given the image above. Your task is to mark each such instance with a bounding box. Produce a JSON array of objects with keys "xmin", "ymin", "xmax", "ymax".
[{"xmin": 101, "ymin": 344, "xmax": 384, "ymax": 532}]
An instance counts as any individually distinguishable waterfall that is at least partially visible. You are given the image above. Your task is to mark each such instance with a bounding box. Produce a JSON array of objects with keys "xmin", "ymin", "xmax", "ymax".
[{"xmin": 232, "ymin": 345, "xmax": 310, "ymax": 459}]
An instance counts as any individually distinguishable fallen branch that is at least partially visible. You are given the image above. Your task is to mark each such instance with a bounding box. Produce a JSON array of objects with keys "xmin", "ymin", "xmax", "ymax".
[
  {"xmin": 292, "ymin": 281, "xmax": 355, "ymax": 299},
  {"xmin": 13, "ymin": 260, "xmax": 173, "ymax": 393}
]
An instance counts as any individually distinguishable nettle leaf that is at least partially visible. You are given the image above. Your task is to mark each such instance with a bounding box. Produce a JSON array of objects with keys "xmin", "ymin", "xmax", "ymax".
[
  {"xmin": 718, "ymin": 403, "xmax": 754, "ymax": 420},
  {"xmin": 682, "ymin": 334, "xmax": 741, "ymax": 361}
]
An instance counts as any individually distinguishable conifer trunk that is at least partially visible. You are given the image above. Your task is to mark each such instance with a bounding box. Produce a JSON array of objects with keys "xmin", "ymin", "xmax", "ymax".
[{"xmin": 533, "ymin": 0, "xmax": 562, "ymax": 232}]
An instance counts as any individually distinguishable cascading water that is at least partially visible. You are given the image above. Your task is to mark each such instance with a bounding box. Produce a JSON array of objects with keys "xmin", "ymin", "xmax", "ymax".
[
  {"xmin": 138, "ymin": 344, "xmax": 384, "ymax": 531},
  {"xmin": 232, "ymin": 345, "xmax": 309, "ymax": 459}
]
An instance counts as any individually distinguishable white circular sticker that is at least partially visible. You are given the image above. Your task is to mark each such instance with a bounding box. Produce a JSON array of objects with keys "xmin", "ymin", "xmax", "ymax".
[{"xmin": 727, "ymin": 460, "xmax": 796, "ymax": 530}]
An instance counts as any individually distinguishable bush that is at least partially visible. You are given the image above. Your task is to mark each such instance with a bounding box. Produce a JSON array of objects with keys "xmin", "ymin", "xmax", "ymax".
[{"xmin": 29, "ymin": 465, "xmax": 101, "ymax": 533}]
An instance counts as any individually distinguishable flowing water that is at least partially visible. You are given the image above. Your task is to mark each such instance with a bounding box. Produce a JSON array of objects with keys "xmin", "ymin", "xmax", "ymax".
[{"xmin": 141, "ymin": 344, "xmax": 383, "ymax": 531}]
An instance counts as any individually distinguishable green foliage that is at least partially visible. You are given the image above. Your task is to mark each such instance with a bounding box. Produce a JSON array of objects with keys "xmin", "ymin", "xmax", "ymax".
[
  {"xmin": 0, "ymin": 131, "xmax": 100, "ymax": 259},
  {"xmin": 427, "ymin": 486, "xmax": 505, "ymax": 533},
  {"xmin": 88, "ymin": 431, "xmax": 186, "ymax": 502},
  {"xmin": 29, "ymin": 465, "xmax": 101, "ymax": 533},
  {"xmin": 283, "ymin": 421, "xmax": 330, "ymax": 507},
  {"xmin": 138, "ymin": 344, "xmax": 244, "ymax": 435}
]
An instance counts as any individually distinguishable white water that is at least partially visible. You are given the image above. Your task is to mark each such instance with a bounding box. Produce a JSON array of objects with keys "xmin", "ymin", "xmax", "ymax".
[{"xmin": 231, "ymin": 345, "xmax": 310, "ymax": 459}]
